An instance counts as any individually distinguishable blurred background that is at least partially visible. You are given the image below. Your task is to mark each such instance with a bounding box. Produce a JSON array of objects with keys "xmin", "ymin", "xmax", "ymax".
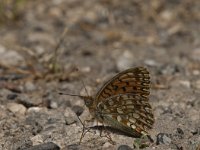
[{"xmin": 0, "ymin": 0, "xmax": 200, "ymax": 149}]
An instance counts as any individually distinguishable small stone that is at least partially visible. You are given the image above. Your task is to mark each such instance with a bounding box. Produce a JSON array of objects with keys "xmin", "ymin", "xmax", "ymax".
[
  {"xmin": 179, "ymin": 80, "xmax": 191, "ymax": 88},
  {"xmin": 17, "ymin": 94, "xmax": 42, "ymax": 108},
  {"xmin": 24, "ymin": 81, "xmax": 36, "ymax": 92},
  {"xmin": 26, "ymin": 142, "xmax": 60, "ymax": 150},
  {"xmin": 188, "ymin": 109, "xmax": 199, "ymax": 121},
  {"xmin": 14, "ymin": 138, "xmax": 33, "ymax": 150},
  {"xmin": 81, "ymin": 66, "xmax": 91, "ymax": 73},
  {"xmin": 102, "ymin": 142, "xmax": 112, "ymax": 149},
  {"xmin": 34, "ymin": 46, "xmax": 45, "ymax": 55},
  {"xmin": 196, "ymin": 143, "xmax": 200, "ymax": 150},
  {"xmin": 49, "ymin": 7, "xmax": 62, "ymax": 17},
  {"xmin": 72, "ymin": 105, "xmax": 84, "ymax": 116},
  {"xmin": 160, "ymin": 10, "xmax": 174, "ymax": 24},
  {"xmin": 191, "ymin": 47, "xmax": 200, "ymax": 61},
  {"xmin": 118, "ymin": 145, "xmax": 133, "ymax": 150},
  {"xmin": 31, "ymin": 122, "xmax": 43, "ymax": 135},
  {"xmin": 50, "ymin": 101, "xmax": 58, "ymax": 109},
  {"xmin": 191, "ymin": 127, "xmax": 200, "ymax": 135},
  {"xmin": 167, "ymin": 23, "xmax": 184, "ymax": 35},
  {"xmin": 0, "ymin": 45, "xmax": 24, "ymax": 66},
  {"xmin": 175, "ymin": 128, "xmax": 184, "ymax": 139},
  {"xmin": 27, "ymin": 107, "xmax": 43, "ymax": 113},
  {"xmin": 65, "ymin": 144, "xmax": 80, "ymax": 150},
  {"xmin": 159, "ymin": 64, "xmax": 180, "ymax": 75},
  {"xmin": 116, "ymin": 50, "xmax": 135, "ymax": 71},
  {"xmin": 176, "ymin": 128, "xmax": 184, "ymax": 135},
  {"xmin": 193, "ymin": 80, "xmax": 200, "ymax": 89},
  {"xmin": 0, "ymin": 106, "xmax": 7, "ymax": 118},
  {"xmin": 7, "ymin": 103, "xmax": 26, "ymax": 116},
  {"xmin": 192, "ymin": 70, "xmax": 200, "ymax": 75},
  {"xmin": 31, "ymin": 135, "xmax": 43, "ymax": 145},
  {"xmin": 144, "ymin": 59, "xmax": 158, "ymax": 67},
  {"xmin": 64, "ymin": 107, "xmax": 77, "ymax": 125},
  {"xmin": 156, "ymin": 133, "xmax": 172, "ymax": 145},
  {"xmin": 7, "ymin": 93, "xmax": 18, "ymax": 100}
]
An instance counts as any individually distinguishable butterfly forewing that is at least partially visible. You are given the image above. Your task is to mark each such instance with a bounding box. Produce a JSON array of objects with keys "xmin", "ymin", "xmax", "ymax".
[
  {"xmin": 93, "ymin": 67, "xmax": 154, "ymax": 136},
  {"xmin": 95, "ymin": 67, "xmax": 150, "ymax": 105}
]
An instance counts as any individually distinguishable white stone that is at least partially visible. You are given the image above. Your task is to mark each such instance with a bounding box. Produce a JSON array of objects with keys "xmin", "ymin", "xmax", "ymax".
[{"xmin": 7, "ymin": 103, "xmax": 26, "ymax": 116}]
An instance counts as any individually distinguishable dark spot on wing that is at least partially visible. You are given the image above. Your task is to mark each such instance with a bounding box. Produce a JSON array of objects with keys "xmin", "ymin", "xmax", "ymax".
[
  {"xmin": 113, "ymin": 85, "xmax": 118, "ymax": 90},
  {"xmin": 122, "ymin": 87, "xmax": 126, "ymax": 91}
]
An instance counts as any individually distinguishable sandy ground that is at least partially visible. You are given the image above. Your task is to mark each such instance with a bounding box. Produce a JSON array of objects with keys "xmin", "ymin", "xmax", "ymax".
[{"xmin": 0, "ymin": 0, "xmax": 200, "ymax": 150}]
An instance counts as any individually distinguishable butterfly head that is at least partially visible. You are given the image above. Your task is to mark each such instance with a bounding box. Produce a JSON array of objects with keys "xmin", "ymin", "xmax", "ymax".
[{"xmin": 80, "ymin": 96, "xmax": 94, "ymax": 108}]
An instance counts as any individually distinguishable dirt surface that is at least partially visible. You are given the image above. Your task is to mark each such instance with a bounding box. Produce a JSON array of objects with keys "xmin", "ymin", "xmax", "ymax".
[{"xmin": 0, "ymin": 0, "xmax": 200, "ymax": 150}]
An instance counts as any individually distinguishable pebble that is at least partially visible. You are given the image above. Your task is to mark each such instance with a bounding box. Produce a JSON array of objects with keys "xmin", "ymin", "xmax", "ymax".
[
  {"xmin": 160, "ymin": 64, "xmax": 180, "ymax": 75},
  {"xmin": 25, "ymin": 142, "xmax": 60, "ymax": 150},
  {"xmin": 144, "ymin": 59, "xmax": 158, "ymax": 67},
  {"xmin": 71, "ymin": 105, "xmax": 84, "ymax": 116},
  {"xmin": 159, "ymin": 9, "xmax": 174, "ymax": 26},
  {"xmin": 191, "ymin": 47, "xmax": 200, "ymax": 61},
  {"xmin": 188, "ymin": 109, "xmax": 200, "ymax": 121},
  {"xmin": 7, "ymin": 93, "xmax": 18, "ymax": 100},
  {"xmin": 18, "ymin": 94, "xmax": 42, "ymax": 108},
  {"xmin": 191, "ymin": 127, "xmax": 200, "ymax": 135},
  {"xmin": 64, "ymin": 107, "xmax": 77, "ymax": 125},
  {"xmin": 0, "ymin": 105, "xmax": 7, "ymax": 118},
  {"xmin": 118, "ymin": 145, "xmax": 133, "ymax": 150},
  {"xmin": 80, "ymin": 66, "xmax": 91, "ymax": 73},
  {"xmin": 179, "ymin": 80, "xmax": 191, "ymax": 88},
  {"xmin": 193, "ymin": 80, "xmax": 200, "ymax": 89},
  {"xmin": 175, "ymin": 128, "xmax": 184, "ymax": 139},
  {"xmin": 27, "ymin": 107, "xmax": 43, "ymax": 113},
  {"xmin": 156, "ymin": 133, "xmax": 172, "ymax": 145},
  {"xmin": 0, "ymin": 45, "xmax": 24, "ymax": 66},
  {"xmin": 24, "ymin": 81, "xmax": 37, "ymax": 92},
  {"xmin": 102, "ymin": 142, "xmax": 112, "ymax": 149},
  {"xmin": 14, "ymin": 138, "xmax": 33, "ymax": 150},
  {"xmin": 31, "ymin": 135, "xmax": 43, "ymax": 145},
  {"xmin": 49, "ymin": 101, "xmax": 58, "ymax": 109},
  {"xmin": 116, "ymin": 50, "xmax": 135, "ymax": 71},
  {"xmin": 7, "ymin": 103, "xmax": 26, "ymax": 116},
  {"xmin": 176, "ymin": 128, "xmax": 184, "ymax": 135},
  {"xmin": 65, "ymin": 144, "xmax": 80, "ymax": 150},
  {"xmin": 192, "ymin": 70, "xmax": 200, "ymax": 75}
]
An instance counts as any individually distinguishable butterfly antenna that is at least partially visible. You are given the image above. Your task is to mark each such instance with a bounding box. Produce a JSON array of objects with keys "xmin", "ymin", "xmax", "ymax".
[
  {"xmin": 81, "ymin": 79, "xmax": 90, "ymax": 97},
  {"xmin": 58, "ymin": 91, "xmax": 81, "ymax": 97}
]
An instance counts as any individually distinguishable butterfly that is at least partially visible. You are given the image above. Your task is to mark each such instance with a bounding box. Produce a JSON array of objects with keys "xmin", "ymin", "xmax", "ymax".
[{"xmin": 61, "ymin": 67, "xmax": 154, "ymax": 142}]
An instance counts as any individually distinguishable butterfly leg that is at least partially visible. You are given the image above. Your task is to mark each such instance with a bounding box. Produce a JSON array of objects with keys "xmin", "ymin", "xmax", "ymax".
[
  {"xmin": 98, "ymin": 121, "xmax": 116, "ymax": 145},
  {"xmin": 77, "ymin": 116, "xmax": 95, "ymax": 144}
]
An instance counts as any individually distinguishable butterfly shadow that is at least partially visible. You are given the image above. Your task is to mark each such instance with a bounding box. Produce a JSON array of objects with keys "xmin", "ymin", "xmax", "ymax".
[
  {"xmin": 89, "ymin": 125, "xmax": 154, "ymax": 143},
  {"xmin": 89, "ymin": 125, "xmax": 141, "ymax": 138}
]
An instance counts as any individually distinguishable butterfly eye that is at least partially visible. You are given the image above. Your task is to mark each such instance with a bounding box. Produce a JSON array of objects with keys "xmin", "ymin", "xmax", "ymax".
[{"xmin": 85, "ymin": 99, "xmax": 92, "ymax": 106}]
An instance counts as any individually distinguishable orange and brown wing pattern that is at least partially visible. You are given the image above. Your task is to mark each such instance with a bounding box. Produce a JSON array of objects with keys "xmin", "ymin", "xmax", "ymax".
[
  {"xmin": 95, "ymin": 67, "xmax": 150, "ymax": 105},
  {"xmin": 97, "ymin": 93, "xmax": 154, "ymax": 136},
  {"xmin": 94, "ymin": 67, "xmax": 153, "ymax": 136}
]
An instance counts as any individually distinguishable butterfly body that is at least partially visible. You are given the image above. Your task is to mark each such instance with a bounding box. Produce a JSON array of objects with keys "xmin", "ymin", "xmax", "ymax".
[{"xmin": 81, "ymin": 67, "xmax": 154, "ymax": 137}]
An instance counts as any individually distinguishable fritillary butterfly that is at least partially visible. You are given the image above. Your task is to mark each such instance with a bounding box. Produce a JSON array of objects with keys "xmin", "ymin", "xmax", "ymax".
[
  {"xmin": 61, "ymin": 67, "xmax": 154, "ymax": 142},
  {"xmin": 80, "ymin": 67, "xmax": 154, "ymax": 137}
]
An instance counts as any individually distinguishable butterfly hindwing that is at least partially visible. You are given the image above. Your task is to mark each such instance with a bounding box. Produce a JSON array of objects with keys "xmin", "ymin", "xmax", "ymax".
[{"xmin": 97, "ymin": 93, "xmax": 154, "ymax": 136}]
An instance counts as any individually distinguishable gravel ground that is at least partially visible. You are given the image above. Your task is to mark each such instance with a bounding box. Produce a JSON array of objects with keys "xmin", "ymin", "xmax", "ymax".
[{"xmin": 0, "ymin": 0, "xmax": 200, "ymax": 150}]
